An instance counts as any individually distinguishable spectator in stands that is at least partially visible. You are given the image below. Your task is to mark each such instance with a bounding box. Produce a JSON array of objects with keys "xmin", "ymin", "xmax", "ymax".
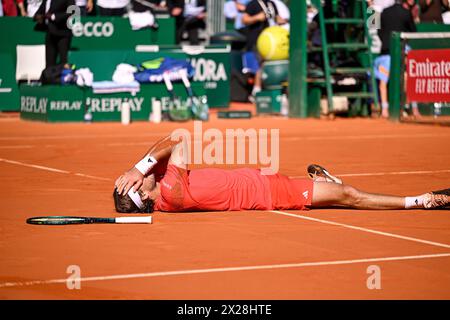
[
  {"xmin": 2, "ymin": 0, "xmax": 27, "ymax": 16},
  {"xmin": 368, "ymin": 0, "xmax": 395, "ymax": 12},
  {"xmin": 403, "ymin": 0, "xmax": 420, "ymax": 23},
  {"xmin": 375, "ymin": 0, "xmax": 417, "ymax": 118},
  {"xmin": 444, "ymin": 8, "xmax": 450, "ymax": 23},
  {"xmin": 168, "ymin": 0, "xmax": 206, "ymax": 45},
  {"xmin": 34, "ymin": 0, "xmax": 75, "ymax": 68},
  {"xmin": 242, "ymin": 0, "xmax": 285, "ymax": 100},
  {"xmin": 27, "ymin": 0, "xmax": 43, "ymax": 17},
  {"xmin": 224, "ymin": 0, "xmax": 251, "ymax": 36},
  {"xmin": 97, "ymin": 0, "xmax": 130, "ymax": 16},
  {"xmin": 419, "ymin": 0, "xmax": 449, "ymax": 23},
  {"xmin": 76, "ymin": 0, "xmax": 94, "ymax": 16},
  {"xmin": 272, "ymin": 0, "xmax": 289, "ymax": 27},
  {"xmin": 29, "ymin": 0, "xmax": 92, "ymax": 18},
  {"xmin": 131, "ymin": 0, "xmax": 168, "ymax": 13}
]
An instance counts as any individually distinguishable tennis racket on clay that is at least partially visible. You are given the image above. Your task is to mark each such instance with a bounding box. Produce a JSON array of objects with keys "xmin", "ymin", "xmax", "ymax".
[
  {"xmin": 180, "ymin": 69, "xmax": 209, "ymax": 121},
  {"xmin": 26, "ymin": 216, "xmax": 152, "ymax": 225},
  {"xmin": 162, "ymin": 72, "xmax": 191, "ymax": 122}
]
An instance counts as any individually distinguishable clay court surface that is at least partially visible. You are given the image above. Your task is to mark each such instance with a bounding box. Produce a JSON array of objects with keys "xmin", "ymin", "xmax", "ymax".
[{"xmin": 0, "ymin": 112, "xmax": 449, "ymax": 299}]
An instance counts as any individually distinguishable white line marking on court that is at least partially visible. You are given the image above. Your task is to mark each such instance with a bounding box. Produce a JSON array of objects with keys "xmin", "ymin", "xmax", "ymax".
[
  {"xmin": 0, "ymin": 156, "xmax": 448, "ymax": 182},
  {"xmin": 0, "ymin": 132, "xmax": 448, "ymax": 142},
  {"xmin": 282, "ymin": 133, "xmax": 450, "ymax": 141},
  {"xmin": 0, "ymin": 158, "xmax": 70, "ymax": 174},
  {"xmin": 0, "ymin": 158, "xmax": 111, "ymax": 181},
  {"xmin": 289, "ymin": 169, "xmax": 450, "ymax": 179},
  {"xmin": 0, "ymin": 132, "xmax": 171, "ymax": 141},
  {"xmin": 73, "ymin": 173, "xmax": 111, "ymax": 181},
  {"xmin": 0, "ymin": 142, "xmax": 152, "ymax": 149},
  {"xmin": 271, "ymin": 210, "xmax": 450, "ymax": 249},
  {"xmin": 1, "ymin": 252, "xmax": 449, "ymax": 288},
  {"xmin": 0, "ymin": 118, "xmax": 20, "ymax": 122},
  {"xmin": 104, "ymin": 142, "xmax": 155, "ymax": 147},
  {"xmin": 0, "ymin": 145, "xmax": 33, "ymax": 149}
]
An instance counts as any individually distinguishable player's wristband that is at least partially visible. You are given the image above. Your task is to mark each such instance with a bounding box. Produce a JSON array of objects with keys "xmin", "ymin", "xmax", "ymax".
[{"xmin": 134, "ymin": 155, "xmax": 157, "ymax": 175}]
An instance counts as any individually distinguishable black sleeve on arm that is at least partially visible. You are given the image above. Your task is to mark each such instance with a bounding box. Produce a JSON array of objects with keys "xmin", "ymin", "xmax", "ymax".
[
  {"xmin": 33, "ymin": 0, "xmax": 46, "ymax": 19},
  {"xmin": 53, "ymin": 0, "xmax": 76, "ymax": 24},
  {"xmin": 167, "ymin": 0, "xmax": 184, "ymax": 10},
  {"xmin": 406, "ymin": 10, "xmax": 417, "ymax": 32},
  {"xmin": 377, "ymin": 11, "xmax": 385, "ymax": 39},
  {"xmin": 418, "ymin": 0, "xmax": 430, "ymax": 10}
]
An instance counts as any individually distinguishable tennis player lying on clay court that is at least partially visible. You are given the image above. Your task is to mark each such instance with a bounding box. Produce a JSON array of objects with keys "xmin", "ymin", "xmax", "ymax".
[{"xmin": 113, "ymin": 135, "xmax": 449, "ymax": 213}]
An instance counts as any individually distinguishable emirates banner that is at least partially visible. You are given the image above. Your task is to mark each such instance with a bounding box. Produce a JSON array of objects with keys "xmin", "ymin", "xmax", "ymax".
[{"xmin": 406, "ymin": 49, "xmax": 450, "ymax": 102}]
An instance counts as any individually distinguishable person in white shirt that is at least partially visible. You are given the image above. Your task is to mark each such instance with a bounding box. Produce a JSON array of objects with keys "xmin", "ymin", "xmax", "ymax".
[
  {"xmin": 27, "ymin": 0, "xmax": 43, "ymax": 17},
  {"xmin": 369, "ymin": 0, "xmax": 396, "ymax": 12},
  {"xmin": 75, "ymin": 0, "xmax": 93, "ymax": 15},
  {"xmin": 97, "ymin": 0, "xmax": 130, "ymax": 16}
]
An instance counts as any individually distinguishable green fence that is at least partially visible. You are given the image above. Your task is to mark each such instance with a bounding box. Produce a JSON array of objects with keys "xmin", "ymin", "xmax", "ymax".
[
  {"xmin": 389, "ymin": 31, "xmax": 450, "ymax": 120},
  {"xmin": 0, "ymin": 15, "xmax": 175, "ymax": 111},
  {"xmin": 0, "ymin": 16, "xmax": 174, "ymax": 59},
  {"xmin": 0, "ymin": 53, "xmax": 20, "ymax": 112},
  {"xmin": 20, "ymin": 82, "xmax": 205, "ymax": 122},
  {"xmin": 69, "ymin": 45, "xmax": 230, "ymax": 108}
]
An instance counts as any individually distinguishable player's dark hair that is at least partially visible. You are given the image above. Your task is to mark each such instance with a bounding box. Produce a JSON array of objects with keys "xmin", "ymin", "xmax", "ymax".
[{"xmin": 113, "ymin": 188, "xmax": 154, "ymax": 213}]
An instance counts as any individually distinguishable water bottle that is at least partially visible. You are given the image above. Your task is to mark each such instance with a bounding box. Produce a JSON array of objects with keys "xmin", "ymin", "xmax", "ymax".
[
  {"xmin": 84, "ymin": 108, "xmax": 92, "ymax": 123},
  {"xmin": 433, "ymin": 102, "xmax": 442, "ymax": 118},
  {"xmin": 121, "ymin": 101, "xmax": 131, "ymax": 125},
  {"xmin": 150, "ymin": 100, "xmax": 162, "ymax": 123}
]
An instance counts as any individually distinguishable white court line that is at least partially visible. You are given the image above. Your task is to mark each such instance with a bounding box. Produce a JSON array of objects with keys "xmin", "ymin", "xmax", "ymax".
[
  {"xmin": 0, "ymin": 142, "xmax": 151, "ymax": 149},
  {"xmin": 282, "ymin": 133, "xmax": 450, "ymax": 141},
  {"xmin": 1, "ymin": 252, "xmax": 449, "ymax": 288},
  {"xmin": 289, "ymin": 169, "xmax": 450, "ymax": 179},
  {"xmin": 0, "ymin": 145, "xmax": 33, "ymax": 149},
  {"xmin": 73, "ymin": 173, "xmax": 112, "ymax": 181},
  {"xmin": 0, "ymin": 132, "xmax": 448, "ymax": 142},
  {"xmin": 0, "ymin": 158, "xmax": 111, "ymax": 181},
  {"xmin": 1, "ymin": 156, "xmax": 449, "ymax": 182},
  {"xmin": 271, "ymin": 210, "xmax": 450, "ymax": 249},
  {"xmin": 0, "ymin": 132, "xmax": 170, "ymax": 141}
]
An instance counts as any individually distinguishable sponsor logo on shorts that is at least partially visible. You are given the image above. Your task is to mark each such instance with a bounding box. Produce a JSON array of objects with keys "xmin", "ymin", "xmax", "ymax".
[{"xmin": 302, "ymin": 191, "xmax": 309, "ymax": 199}]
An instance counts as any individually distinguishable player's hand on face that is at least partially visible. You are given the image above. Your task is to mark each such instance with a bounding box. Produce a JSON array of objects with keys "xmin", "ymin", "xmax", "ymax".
[{"xmin": 115, "ymin": 167, "xmax": 144, "ymax": 195}]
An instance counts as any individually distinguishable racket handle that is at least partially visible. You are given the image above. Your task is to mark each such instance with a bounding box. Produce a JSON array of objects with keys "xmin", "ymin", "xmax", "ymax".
[{"xmin": 115, "ymin": 216, "xmax": 152, "ymax": 224}]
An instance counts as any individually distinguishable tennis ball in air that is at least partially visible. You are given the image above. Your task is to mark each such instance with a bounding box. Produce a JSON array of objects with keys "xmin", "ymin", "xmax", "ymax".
[{"xmin": 257, "ymin": 26, "xmax": 289, "ymax": 61}]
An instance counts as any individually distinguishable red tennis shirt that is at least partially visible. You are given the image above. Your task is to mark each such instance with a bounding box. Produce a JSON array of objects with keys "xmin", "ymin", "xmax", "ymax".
[{"xmin": 154, "ymin": 165, "xmax": 313, "ymax": 212}]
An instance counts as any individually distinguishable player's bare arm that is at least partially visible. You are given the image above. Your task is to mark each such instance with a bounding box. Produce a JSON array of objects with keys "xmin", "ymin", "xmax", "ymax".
[{"xmin": 115, "ymin": 135, "xmax": 184, "ymax": 196}]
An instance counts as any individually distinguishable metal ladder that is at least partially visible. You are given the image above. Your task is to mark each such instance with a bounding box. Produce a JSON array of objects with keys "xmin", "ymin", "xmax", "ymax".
[{"xmin": 310, "ymin": 0, "xmax": 379, "ymax": 116}]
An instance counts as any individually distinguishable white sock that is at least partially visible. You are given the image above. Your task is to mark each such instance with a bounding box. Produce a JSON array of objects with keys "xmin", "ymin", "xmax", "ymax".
[
  {"xmin": 405, "ymin": 195, "xmax": 425, "ymax": 209},
  {"xmin": 382, "ymin": 102, "xmax": 389, "ymax": 110}
]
